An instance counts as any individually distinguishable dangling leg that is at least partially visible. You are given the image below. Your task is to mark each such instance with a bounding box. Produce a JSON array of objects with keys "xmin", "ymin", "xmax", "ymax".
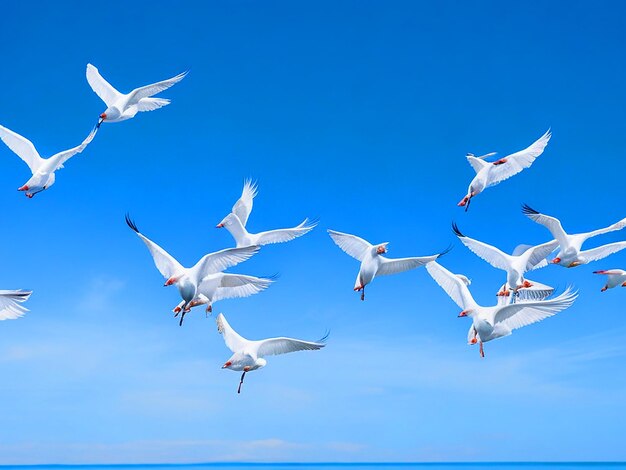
[
  {"xmin": 237, "ymin": 371, "xmax": 247, "ymax": 394},
  {"xmin": 179, "ymin": 310, "xmax": 187, "ymax": 327},
  {"xmin": 479, "ymin": 341, "xmax": 485, "ymax": 358},
  {"xmin": 361, "ymin": 285, "xmax": 365, "ymax": 301},
  {"xmin": 465, "ymin": 195, "xmax": 472, "ymax": 212},
  {"xmin": 205, "ymin": 304, "xmax": 213, "ymax": 318}
]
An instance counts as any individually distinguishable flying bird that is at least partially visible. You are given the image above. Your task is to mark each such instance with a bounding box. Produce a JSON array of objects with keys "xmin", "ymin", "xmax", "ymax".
[
  {"xmin": 125, "ymin": 215, "xmax": 259, "ymax": 325},
  {"xmin": 328, "ymin": 229, "xmax": 449, "ymax": 300},
  {"xmin": 425, "ymin": 261, "xmax": 577, "ymax": 357},
  {"xmin": 216, "ymin": 180, "xmax": 316, "ymax": 247},
  {"xmin": 86, "ymin": 64, "xmax": 187, "ymax": 127},
  {"xmin": 0, "ymin": 125, "xmax": 97, "ymax": 198},
  {"xmin": 522, "ymin": 204, "xmax": 626, "ymax": 268},
  {"xmin": 593, "ymin": 270, "xmax": 626, "ymax": 292},
  {"xmin": 172, "ymin": 273, "xmax": 275, "ymax": 315},
  {"xmin": 0, "ymin": 290, "xmax": 32, "ymax": 320},
  {"xmin": 458, "ymin": 129, "xmax": 551, "ymax": 211},
  {"xmin": 452, "ymin": 222, "xmax": 557, "ymax": 297},
  {"xmin": 216, "ymin": 313, "xmax": 327, "ymax": 394}
]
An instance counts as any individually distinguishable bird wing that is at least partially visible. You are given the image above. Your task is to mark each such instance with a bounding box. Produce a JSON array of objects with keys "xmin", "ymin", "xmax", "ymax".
[
  {"xmin": 255, "ymin": 219, "xmax": 317, "ymax": 245},
  {"xmin": 578, "ymin": 217, "xmax": 626, "ymax": 243},
  {"xmin": 50, "ymin": 127, "xmax": 98, "ymax": 170},
  {"xmin": 327, "ymin": 229, "xmax": 373, "ymax": 261},
  {"xmin": 0, "ymin": 124, "xmax": 43, "ymax": 174},
  {"xmin": 377, "ymin": 252, "xmax": 442, "ymax": 276},
  {"xmin": 493, "ymin": 288, "xmax": 577, "ymax": 331},
  {"xmin": 425, "ymin": 261, "xmax": 478, "ymax": 311},
  {"xmin": 581, "ymin": 242, "xmax": 626, "ymax": 263},
  {"xmin": 216, "ymin": 313, "xmax": 249, "ymax": 353},
  {"xmin": 190, "ymin": 246, "xmax": 260, "ymax": 282},
  {"xmin": 0, "ymin": 290, "xmax": 32, "ymax": 321},
  {"xmin": 487, "ymin": 129, "xmax": 551, "ymax": 187},
  {"xmin": 125, "ymin": 215, "xmax": 185, "ymax": 280},
  {"xmin": 523, "ymin": 239, "xmax": 559, "ymax": 271},
  {"xmin": 253, "ymin": 333, "xmax": 328, "ymax": 358},
  {"xmin": 521, "ymin": 204, "xmax": 569, "ymax": 248},
  {"xmin": 466, "ymin": 154, "xmax": 489, "ymax": 173},
  {"xmin": 211, "ymin": 274, "xmax": 274, "ymax": 302},
  {"xmin": 232, "ymin": 179, "xmax": 257, "ymax": 227},
  {"xmin": 126, "ymin": 71, "xmax": 188, "ymax": 106},
  {"xmin": 452, "ymin": 223, "xmax": 511, "ymax": 271},
  {"xmin": 86, "ymin": 64, "xmax": 122, "ymax": 108}
]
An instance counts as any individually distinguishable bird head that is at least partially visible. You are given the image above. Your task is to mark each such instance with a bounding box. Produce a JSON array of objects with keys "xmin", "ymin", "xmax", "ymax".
[
  {"xmin": 376, "ymin": 243, "xmax": 388, "ymax": 254},
  {"xmin": 458, "ymin": 309, "xmax": 474, "ymax": 318}
]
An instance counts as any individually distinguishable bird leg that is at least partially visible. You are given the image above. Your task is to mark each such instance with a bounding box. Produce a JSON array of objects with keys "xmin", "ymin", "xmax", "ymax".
[
  {"xmin": 361, "ymin": 285, "xmax": 365, "ymax": 301},
  {"xmin": 497, "ymin": 288, "xmax": 510, "ymax": 297},
  {"xmin": 178, "ymin": 310, "xmax": 187, "ymax": 327},
  {"xmin": 237, "ymin": 371, "xmax": 247, "ymax": 394},
  {"xmin": 205, "ymin": 304, "xmax": 213, "ymax": 318},
  {"xmin": 479, "ymin": 341, "xmax": 485, "ymax": 358},
  {"xmin": 601, "ymin": 286, "xmax": 608, "ymax": 292},
  {"xmin": 464, "ymin": 195, "xmax": 472, "ymax": 212}
]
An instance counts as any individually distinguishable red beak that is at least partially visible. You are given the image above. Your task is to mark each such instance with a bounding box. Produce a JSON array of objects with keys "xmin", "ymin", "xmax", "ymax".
[
  {"xmin": 222, "ymin": 361, "xmax": 232, "ymax": 369},
  {"xmin": 216, "ymin": 223, "xmax": 224, "ymax": 228},
  {"xmin": 17, "ymin": 185, "xmax": 28, "ymax": 191},
  {"xmin": 552, "ymin": 257, "xmax": 561, "ymax": 264},
  {"xmin": 99, "ymin": 113, "xmax": 107, "ymax": 119},
  {"xmin": 164, "ymin": 277, "xmax": 177, "ymax": 286},
  {"xmin": 458, "ymin": 310, "xmax": 469, "ymax": 317},
  {"xmin": 457, "ymin": 197, "xmax": 468, "ymax": 207}
]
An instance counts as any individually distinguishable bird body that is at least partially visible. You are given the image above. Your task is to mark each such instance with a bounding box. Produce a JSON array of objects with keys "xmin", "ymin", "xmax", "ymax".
[
  {"xmin": 522, "ymin": 204, "xmax": 626, "ymax": 268},
  {"xmin": 452, "ymin": 222, "xmax": 557, "ymax": 296},
  {"xmin": 328, "ymin": 229, "xmax": 448, "ymax": 300},
  {"xmin": 458, "ymin": 130, "xmax": 551, "ymax": 210},
  {"xmin": 0, "ymin": 125, "xmax": 97, "ymax": 198},
  {"xmin": 216, "ymin": 313, "xmax": 327, "ymax": 393},
  {"xmin": 125, "ymin": 215, "xmax": 259, "ymax": 325},
  {"xmin": 217, "ymin": 180, "xmax": 316, "ymax": 247},
  {"xmin": 172, "ymin": 272, "xmax": 274, "ymax": 314},
  {"xmin": 86, "ymin": 64, "xmax": 187, "ymax": 127},
  {"xmin": 425, "ymin": 261, "xmax": 577, "ymax": 357},
  {"xmin": 593, "ymin": 269, "xmax": 626, "ymax": 292}
]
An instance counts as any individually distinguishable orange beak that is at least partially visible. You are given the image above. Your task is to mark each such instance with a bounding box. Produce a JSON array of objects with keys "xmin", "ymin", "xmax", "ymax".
[
  {"xmin": 17, "ymin": 185, "xmax": 28, "ymax": 191},
  {"xmin": 164, "ymin": 277, "xmax": 177, "ymax": 286},
  {"xmin": 99, "ymin": 113, "xmax": 107, "ymax": 119},
  {"xmin": 552, "ymin": 257, "xmax": 561, "ymax": 264},
  {"xmin": 222, "ymin": 361, "xmax": 232, "ymax": 369},
  {"xmin": 216, "ymin": 223, "xmax": 224, "ymax": 228}
]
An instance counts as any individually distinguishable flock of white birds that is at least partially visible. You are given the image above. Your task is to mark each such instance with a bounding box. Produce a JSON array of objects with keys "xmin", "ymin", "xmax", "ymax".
[{"xmin": 1, "ymin": 65, "xmax": 626, "ymax": 393}]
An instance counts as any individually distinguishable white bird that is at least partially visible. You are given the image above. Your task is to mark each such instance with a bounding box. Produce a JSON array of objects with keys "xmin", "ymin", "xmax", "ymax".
[
  {"xmin": 328, "ymin": 229, "xmax": 449, "ymax": 300},
  {"xmin": 522, "ymin": 204, "xmax": 626, "ymax": 268},
  {"xmin": 458, "ymin": 129, "xmax": 551, "ymax": 211},
  {"xmin": 496, "ymin": 280, "xmax": 554, "ymax": 305},
  {"xmin": 172, "ymin": 273, "xmax": 275, "ymax": 315},
  {"xmin": 425, "ymin": 261, "xmax": 577, "ymax": 357},
  {"xmin": 452, "ymin": 222, "xmax": 558, "ymax": 297},
  {"xmin": 86, "ymin": 64, "xmax": 187, "ymax": 127},
  {"xmin": 0, "ymin": 125, "xmax": 97, "ymax": 198},
  {"xmin": 125, "ymin": 215, "xmax": 259, "ymax": 325},
  {"xmin": 216, "ymin": 313, "xmax": 327, "ymax": 394},
  {"xmin": 216, "ymin": 180, "xmax": 317, "ymax": 247},
  {"xmin": 593, "ymin": 269, "xmax": 626, "ymax": 292},
  {"xmin": 0, "ymin": 290, "xmax": 32, "ymax": 320}
]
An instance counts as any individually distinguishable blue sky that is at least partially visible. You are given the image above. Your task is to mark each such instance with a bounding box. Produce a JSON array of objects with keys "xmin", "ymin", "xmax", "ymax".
[{"xmin": 1, "ymin": 0, "xmax": 626, "ymax": 464}]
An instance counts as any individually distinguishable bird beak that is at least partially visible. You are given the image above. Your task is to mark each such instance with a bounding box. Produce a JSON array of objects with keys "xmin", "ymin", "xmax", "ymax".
[
  {"xmin": 222, "ymin": 361, "xmax": 232, "ymax": 369},
  {"xmin": 552, "ymin": 257, "xmax": 561, "ymax": 264},
  {"xmin": 216, "ymin": 223, "xmax": 224, "ymax": 228},
  {"xmin": 17, "ymin": 185, "xmax": 28, "ymax": 191},
  {"xmin": 164, "ymin": 277, "xmax": 176, "ymax": 286},
  {"xmin": 458, "ymin": 310, "xmax": 469, "ymax": 317},
  {"xmin": 97, "ymin": 113, "xmax": 106, "ymax": 128}
]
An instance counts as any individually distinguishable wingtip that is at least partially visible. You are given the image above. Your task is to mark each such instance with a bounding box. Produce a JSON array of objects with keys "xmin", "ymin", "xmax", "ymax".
[
  {"xmin": 125, "ymin": 213, "xmax": 139, "ymax": 233},
  {"xmin": 451, "ymin": 221, "xmax": 464, "ymax": 238},
  {"xmin": 521, "ymin": 203, "xmax": 539, "ymax": 216},
  {"xmin": 318, "ymin": 330, "xmax": 331, "ymax": 345},
  {"xmin": 438, "ymin": 244, "xmax": 453, "ymax": 258}
]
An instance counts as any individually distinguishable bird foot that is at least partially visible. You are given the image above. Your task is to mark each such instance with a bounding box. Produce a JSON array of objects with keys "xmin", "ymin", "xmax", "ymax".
[
  {"xmin": 601, "ymin": 286, "xmax": 608, "ymax": 292},
  {"xmin": 521, "ymin": 280, "xmax": 533, "ymax": 288},
  {"xmin": 457, "ymin": 196, "xmax": 469, "ymax": 207},
  {"xmin": 173, "ymin": 306, "xmax": 182, "ymax": 314},
  {"xmin": 26, "ymin": 193, "xmax": 33, "ymax": 199},
  {"xmin": 497, "ymin": 290, "xmax": 510, "ymax": 297}
]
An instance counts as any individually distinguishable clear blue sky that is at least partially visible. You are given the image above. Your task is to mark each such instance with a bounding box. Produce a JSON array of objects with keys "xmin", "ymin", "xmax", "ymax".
[{"xmin": 1, "ymin": 0, "xmax": 626, "ymax": 464}]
